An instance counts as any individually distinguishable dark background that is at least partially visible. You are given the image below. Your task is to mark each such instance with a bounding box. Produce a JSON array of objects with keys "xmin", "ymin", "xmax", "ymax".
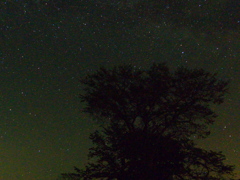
[{"xmin": 0, "ymin": 1, "xmax": 239, "ymax": 179}]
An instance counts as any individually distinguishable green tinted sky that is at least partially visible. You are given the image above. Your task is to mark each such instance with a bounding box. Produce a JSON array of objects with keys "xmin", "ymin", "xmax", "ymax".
[{"xmin": 0, "ymin": 1, "xmax": 239, "ymax": 179}]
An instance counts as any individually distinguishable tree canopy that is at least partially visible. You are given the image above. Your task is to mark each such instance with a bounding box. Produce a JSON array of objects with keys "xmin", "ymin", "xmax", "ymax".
[
  {"xmin": 61, "ymin": 63, "xmax": 236, "ymax": 180},
  {"xmin": 80, "ymin": 63, "xmax": 229, "ymax": 138}
]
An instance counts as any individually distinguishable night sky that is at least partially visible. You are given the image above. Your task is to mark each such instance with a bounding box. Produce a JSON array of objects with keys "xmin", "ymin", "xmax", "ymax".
[{"xmin": 0, "ymin": 1, "xmax": 239, "ymax": 179}]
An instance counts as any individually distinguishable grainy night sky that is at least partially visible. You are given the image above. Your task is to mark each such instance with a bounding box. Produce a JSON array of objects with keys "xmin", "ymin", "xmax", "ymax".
[{"xmin": 0, "ymin": 1, "xmax": 239, "ymax": 179}]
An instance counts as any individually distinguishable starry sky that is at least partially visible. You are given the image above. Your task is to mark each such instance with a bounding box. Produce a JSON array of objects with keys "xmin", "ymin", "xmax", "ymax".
[{"xmin": 0, "ymin": 1, "xmax": 239, "ymax": 179}]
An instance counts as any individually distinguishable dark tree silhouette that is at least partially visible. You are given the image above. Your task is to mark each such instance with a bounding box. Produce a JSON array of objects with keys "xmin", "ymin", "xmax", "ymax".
[{"xmin": 61, "ymin": 63, "xmax": 236, "ymax": 180}]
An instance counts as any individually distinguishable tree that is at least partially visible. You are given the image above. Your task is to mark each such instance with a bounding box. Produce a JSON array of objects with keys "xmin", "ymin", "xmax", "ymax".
[{"xmin": 61, "ymin": 63, "xmax": 236, "ymax": 179}]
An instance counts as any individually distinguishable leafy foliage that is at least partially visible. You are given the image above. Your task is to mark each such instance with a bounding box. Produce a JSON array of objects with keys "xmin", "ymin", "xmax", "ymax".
[
  {"xmin": 80, "ymin": 63, "xmax": 229, "ymax": 139},
  {"xmin": 61, "ymin": 63, "xmax": 236, "ymax": 180}
]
